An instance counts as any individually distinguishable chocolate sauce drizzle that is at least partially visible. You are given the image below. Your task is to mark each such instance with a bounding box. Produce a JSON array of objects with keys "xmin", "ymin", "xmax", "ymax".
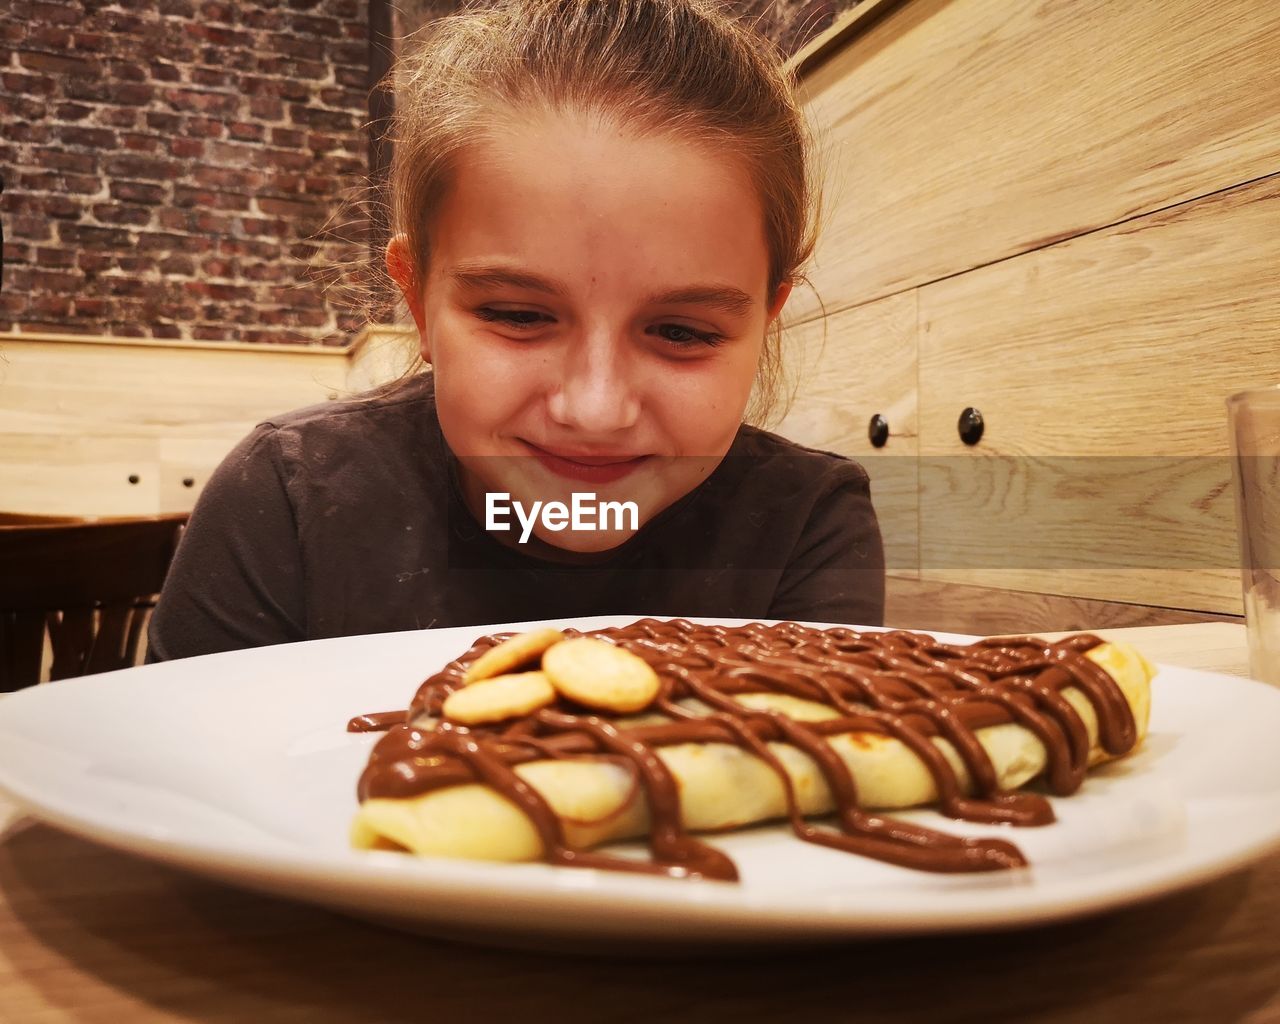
[{"xmin": 352, "ymin": 619, "xmax": 1137, "ymax": 881}]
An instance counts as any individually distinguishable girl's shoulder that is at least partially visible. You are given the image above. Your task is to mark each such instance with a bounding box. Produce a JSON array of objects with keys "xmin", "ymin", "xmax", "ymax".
[{"xmin": 729, "ymin": 423, "xmax": 871, "ymax": 487}]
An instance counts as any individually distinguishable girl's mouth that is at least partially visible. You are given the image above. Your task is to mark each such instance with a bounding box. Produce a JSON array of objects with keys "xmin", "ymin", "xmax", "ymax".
[{"xmin": 519, "ymin": 440, "xmax": 651, "ymax": 484}]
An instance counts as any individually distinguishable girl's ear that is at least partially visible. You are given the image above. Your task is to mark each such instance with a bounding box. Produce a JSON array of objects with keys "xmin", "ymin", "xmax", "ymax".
[
  {"xmin": 385, "ymin": 234, "xmax": 430, "ymax": 360},
  {"xmin": 766, "ymin": 281, "xmax": 793, "ymax": 323}
]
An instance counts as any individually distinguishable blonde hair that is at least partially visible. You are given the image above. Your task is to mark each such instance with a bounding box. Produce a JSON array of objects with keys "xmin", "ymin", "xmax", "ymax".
[{"xmin": 379, "ymin": 0, "xmax": 821, "ymax": 424}]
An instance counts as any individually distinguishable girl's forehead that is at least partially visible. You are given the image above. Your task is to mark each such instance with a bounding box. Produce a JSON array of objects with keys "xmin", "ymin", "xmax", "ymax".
[{"xmin": 430, "ymin": 111, "xmax": 769, "ymax": 293}]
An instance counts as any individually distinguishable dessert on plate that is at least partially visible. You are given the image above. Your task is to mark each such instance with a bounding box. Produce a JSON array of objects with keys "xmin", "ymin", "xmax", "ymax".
[{"xmin": 349, "ymin": 619, "xmax": 1154, "ymax": 881}]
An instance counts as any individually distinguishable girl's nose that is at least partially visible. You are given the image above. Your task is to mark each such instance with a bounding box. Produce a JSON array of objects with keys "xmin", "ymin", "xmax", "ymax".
[{"xmin": 546, "ymin": 332, "xmax": 642, "ymax": 435}]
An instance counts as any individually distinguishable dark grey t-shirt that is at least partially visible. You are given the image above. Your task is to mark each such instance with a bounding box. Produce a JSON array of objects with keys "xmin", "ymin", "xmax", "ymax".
[{"xmin": 148, "ymin": 375, "xmax": 884, "ymax": 660}]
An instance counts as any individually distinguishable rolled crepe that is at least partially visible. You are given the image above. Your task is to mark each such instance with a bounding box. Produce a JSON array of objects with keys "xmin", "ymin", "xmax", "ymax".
[{"xmin": 351, "ymin": 641, "xmax": 1154, "ymax": 862}]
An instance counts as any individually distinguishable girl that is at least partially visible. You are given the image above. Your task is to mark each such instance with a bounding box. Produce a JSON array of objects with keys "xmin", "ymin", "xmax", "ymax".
[{"xmin": 148, "ymin": 0, "xmax": 884, "ymax": 660}]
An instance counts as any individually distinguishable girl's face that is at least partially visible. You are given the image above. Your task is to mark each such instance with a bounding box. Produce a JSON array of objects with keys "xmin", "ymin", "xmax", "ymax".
[{"xmin": 389, "ymin": 108, "xmax": 791, "ymax": 552}]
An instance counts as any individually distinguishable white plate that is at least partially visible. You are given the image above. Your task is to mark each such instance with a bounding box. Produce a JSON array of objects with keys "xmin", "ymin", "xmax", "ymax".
[{"xmin": 2, "ymin": 615, "xmax": 1279, "ymax": 950}]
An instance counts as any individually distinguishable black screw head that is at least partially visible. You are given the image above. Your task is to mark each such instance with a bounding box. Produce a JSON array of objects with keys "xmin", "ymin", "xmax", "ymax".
[
  {"xmin": 868, "ymin": 413, "xmax": 889, "ymax": 448},
  {"xmin": 128, "ymin": 474, "xmax": 140, "ymax": 485},
  {"xmin": 958, "ymin": 407, "xmax": 984, "ymax": 446},
  {"xmin": 182, "ymin": 477, "xmax": 195, "ymax": 488}
]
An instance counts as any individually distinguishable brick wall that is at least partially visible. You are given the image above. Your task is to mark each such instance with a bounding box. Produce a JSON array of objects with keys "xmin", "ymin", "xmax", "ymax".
[
  {"xmin": 0, "ymin": 0, "xmax": 370, "ymax": 344},
  {"xmin": 0, "ymin": 0, "xmax": 855, "ymax": 346}
]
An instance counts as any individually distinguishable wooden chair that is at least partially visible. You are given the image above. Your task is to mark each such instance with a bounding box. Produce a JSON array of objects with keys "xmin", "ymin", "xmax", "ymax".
[{"xmin": 0, "ymin": 513, "xmax": 188, "ymax": 691}]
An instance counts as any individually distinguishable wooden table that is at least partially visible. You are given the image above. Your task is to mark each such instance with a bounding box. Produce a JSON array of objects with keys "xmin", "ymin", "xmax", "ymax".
[{"xmin": 2, "ymin": 623, "xmax": 1278, "ymax": 1023}]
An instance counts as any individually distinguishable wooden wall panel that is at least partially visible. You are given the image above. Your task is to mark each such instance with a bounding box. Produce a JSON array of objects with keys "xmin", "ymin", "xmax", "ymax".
[
  {"xmin": 788, "ymin": 0, "xmax": 1280, "ymax": 326},
  {"xmin": 771, "ymin": 291, "xmax": 919, "ymax": 575},
  {"xmin": 0, "ymin": 334, "xmax": 351, "ymax": 515},
  {"xmin": 915, "ymin": 174, "xmax": 1280, "ymax": 613}
]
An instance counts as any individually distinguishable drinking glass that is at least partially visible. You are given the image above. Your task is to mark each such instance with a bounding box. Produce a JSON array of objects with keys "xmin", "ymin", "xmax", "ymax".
[{"xmin": 1228, "ymin": 386, "xmax": 1280, "ymax": 685}]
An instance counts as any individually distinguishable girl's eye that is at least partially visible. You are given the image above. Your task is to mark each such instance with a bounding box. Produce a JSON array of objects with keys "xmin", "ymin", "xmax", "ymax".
[
  {"xmin": 652, "ymin": 324, "xmax": 724, "ymax": 348},
  {"xmin": 475, "ymin": 308, "xmax": 550, "ymax": 330},
  {"xmin": 474, "ymin": 308, "xmax": 723, "ymax": 348}
]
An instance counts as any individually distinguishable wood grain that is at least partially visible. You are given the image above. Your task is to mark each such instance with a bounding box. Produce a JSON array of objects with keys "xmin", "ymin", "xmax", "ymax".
[
  {"xmin": 0, "ymin": 332, "xmax": 377, "ymax": 516},
  {"xmin": 885, "ymin": 575, "xmax": 1241, "ymax": 638},
  {"xmin": 772, "ymin": 291, "xmax": 919, "ymax": 573},
  {"xmin": 787, "ymin": 0, "xmax": 1280, "ymax": 326},
  {"xmin": 914, "ymin": 174, "xmax": 1280, "ymax": 613}
]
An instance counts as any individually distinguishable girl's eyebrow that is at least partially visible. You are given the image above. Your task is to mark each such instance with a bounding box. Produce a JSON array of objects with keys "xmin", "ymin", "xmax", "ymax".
[{"xmin": 449, "ymin": 263, "xmax": 756, "ymax": 317}]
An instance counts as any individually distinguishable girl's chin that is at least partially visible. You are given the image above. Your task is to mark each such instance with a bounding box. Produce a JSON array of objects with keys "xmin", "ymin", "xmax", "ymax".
[{"xmin": 532, "ymin": 525, "xmax": 639, "ymax": 554}]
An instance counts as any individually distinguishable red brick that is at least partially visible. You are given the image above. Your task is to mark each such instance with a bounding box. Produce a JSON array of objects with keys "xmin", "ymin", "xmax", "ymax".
[
  {"xmin": 193, "ymin": 211, "xmax": 235, "ymax": 233},
  {"xmin": 1, "ymin": 95, "xmax": 47, "ymax": 120},
  {"xmin": 111, "ymin": 181, "xmax": 167, "ymax": 204},
  {"xmin": 24, "ymin": 25, "xmax": 72, "ymax": 48},
  {"xmin": 152, "ymin": 322, "xmax": 183, "ymax": 339},
  {"xmin": 327, "ymin": 40, "xmax": 366, "ymax": 67},
  {"xmin": 249, "ymin": 97, "xmax": 285, "ymax": 121},
  {"xmin": 54, "ymin": 101, "xmax": 93, "ymax": 121},
  {"xmin": 266, "ymin": 126, "xmax": 303, "ymax": 149},
  {"xmin": 121, "ymin": 133, "xmax": 162, "ymax": 153},
  {"xmin": 190, "ymin": 66, "xmax": 232, "ymax": 88},
  {"xmin": 106, "ymin": 58, "xmax": 148, "ymax": 82},
  {"xmin": 1, "ymin": 72, "xmax": 56, "ymax": 96},
  {"xmin": 145, "ymin": 111, "xmax": 183, "ymax": 132},
  {"xmin": 72, "ymin": 297, "xmax": 109, "ymax": 316},
  {"xmin": 29, "ymin": 147, "xmax": 97, "ymax": 176},
  {"xmin": 44, "ymin": 195, "xmax": 84, "ymax": 218},
  {"xmin": 163, "ymin": 87, "xmax": 240, "ymax": 116},
  {"xmin": 241, "ymin": 217, "xmax": 285, "ymax": 237},
  {"xmin": 185, "ymin": 116, "xmax": 227, "ymax": 139},
  {"xmin": 31, "ymin": 2, "xmax": 80, "ymax": 26},
  {"xmin": 112, "ymin": 82, "xmax": 156, "ymax": 106},
  {"xmin": 157, "ymin": 208, "xmax": 191, "ymax": 231},
  {"xmin": 19, "ymin": 50, "xmax": 98, "ymax": 76},
  {"xmin": 190, "ymin": 23, "xmax": 254, "ymax": 47},
  {"xmin": 320, "ymin": 87, "xmax": 365, "ymax": 109},
  {"xmin": 104, "ymin": 154, "xmax": 175, "ymax": 181},
  {"xmin": 200, "ymin": 1, "xmax": 236, "ymax": 24},
  {"xmin": 135, "ymin": 230, "xmax": 189, "ymax": 252},
  {"xmin": 117, "ymin": 255, "xmax": 158, "ymax": 274},
  {"xmin": 58, "ymin": 223, "xmax": 132, "ymax": 248},
  {"xmin": 160, "ymin": 254, "xmax": 196, "ymax": 275},
  {"xmin": 149, "ymin": 61, "xmax": 182, "ymax": 82},
  {"xmin": 169, "ymin": 140, "xmax": 204, "ymax": 165},
  {"xmin": 288, "ymin": 14, "xmax": 340, "ymax": 37},
  {"xmin": 334, "ymin": 66, "xmax": 365, "ymax": 89},
  {"xmin": 267, "ymin": 172, "xmax": 303, "ymax": 193},
  {"xmin": 228, "ymin": 121, "xmax": 264, "ymax": 142},
  {"xmin": 92, "ymin": 203, "xmax": 154, "ymax": 226},
  {"xmin": 77, "ymin": 253, "xmax": 116, "ymax": 274},
  {"xmin": 172, "ymin": 186, "xmax": 215, "ymax": 209},
  {"xmin": 243, "ymin": 8, "xmax": 286, "ymax": 30},
  {"xmin": 101, "ymin": 10, "xmax": 146, "ymax": 32},
  {"xmin": 57, "ymin": 125, "xmax": 118, "ymax": 148},
  {"xmin": 3, "ymin": 122, "xmax": 51, "ymax": 144},
  {"xmin": 70, "ymin": 30, "xmax": 108, "ymax": 51},
  {"xmin": 243, "ymin": 261, "xmax": 286, "ymax": 282},
  {"xmin": 193, "ymin": 166, "xmax": 264, "ymax": 190},
  {"xmin": 94, "ymin": 107, "xmax": 139, "ymax": 128},
  {"xmin": 29, "ymin": 268, "xmax": 83, "ymax": 291},
  {"xmin": 35, "ymin": 248, "xmax": 76, "ymax": 268},
  {"xmin": 9, "ymin": 216, "xmax": 51, "ymax": 241},
  {"xmin": 101, "ymin": 275, "xmax": 156, "ymax": 297},
  {"xmin": 29, "ymin": 294, "xmax": 74, "ymax": 317}
]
